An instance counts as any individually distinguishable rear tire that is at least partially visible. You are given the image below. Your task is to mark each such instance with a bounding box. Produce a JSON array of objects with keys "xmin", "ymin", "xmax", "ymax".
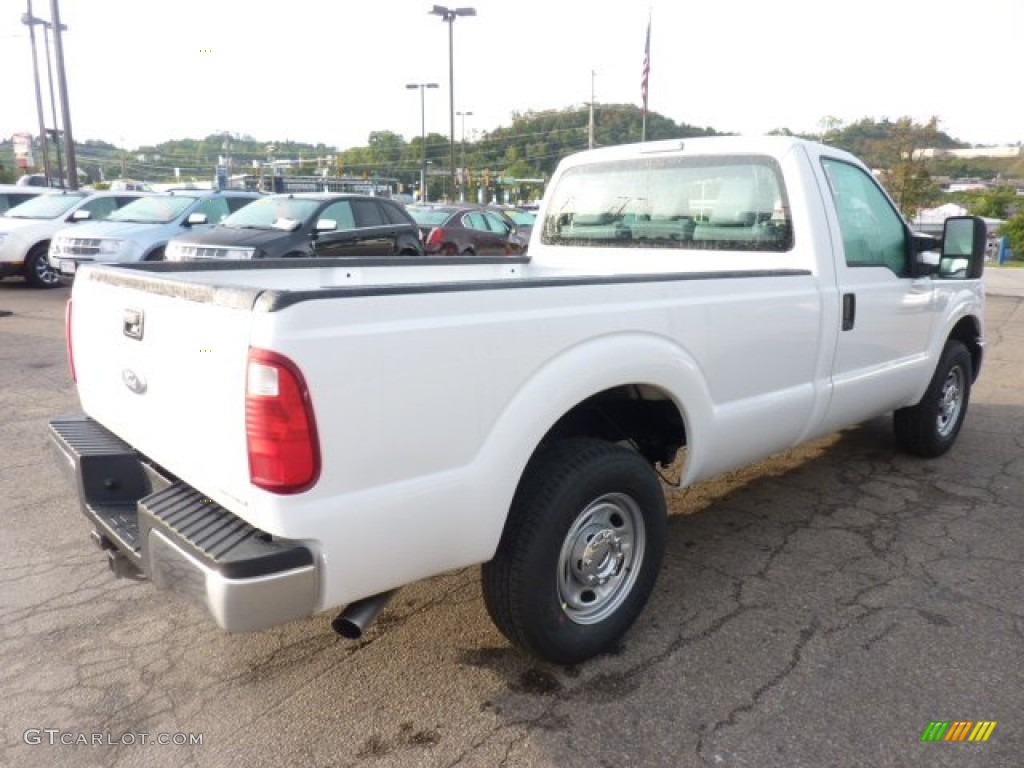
[
  {"xmin": 894, "ymin": 340, "xmax": 972, "ymax": 457},
  {"xmin": 482, "ymin": 438, "xmax": 666, "ymax": 664},
  {"xmin": 24, "ymin": 243, "xmax": 60, "ymax": 288}
]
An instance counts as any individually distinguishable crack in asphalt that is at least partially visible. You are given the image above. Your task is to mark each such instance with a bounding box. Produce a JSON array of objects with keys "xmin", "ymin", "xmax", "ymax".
[{"xmin": 695, "ymin": 619, "xmax": 820, "ymax": 765}]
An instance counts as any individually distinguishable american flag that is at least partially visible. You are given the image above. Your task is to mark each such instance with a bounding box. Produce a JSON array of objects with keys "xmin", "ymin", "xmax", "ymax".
[{"xmin": 641, "ymin": 17, "xmax": 651, "ymax": 113}]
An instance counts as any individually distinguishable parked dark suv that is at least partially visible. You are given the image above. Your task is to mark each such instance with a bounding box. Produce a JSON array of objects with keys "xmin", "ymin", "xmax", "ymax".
[{"xmin": 165, "ymin": 193, "xmax": 423, "ymax": 261}]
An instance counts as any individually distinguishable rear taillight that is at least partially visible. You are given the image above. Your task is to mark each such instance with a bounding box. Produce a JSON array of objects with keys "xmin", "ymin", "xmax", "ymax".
[
  {"xmin": 245, "ymin": 348, "xmax": 320, "ymax": 494},
  {"xmin": 65, "ymin": 299, "xmax": 76, "ymax": 383},
  {"xmin": 426, "ymin": 227, "xmax": 445, "ymax": 247}
]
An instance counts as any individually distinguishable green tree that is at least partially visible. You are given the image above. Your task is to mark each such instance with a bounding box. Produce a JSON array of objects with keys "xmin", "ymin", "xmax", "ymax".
[
  {"xmin": 999, "ymin": 213, "xmax": 1024, "ymax": 260},
  {"xmin": 367, "ymin": 131, "xmax": 405, "ymax": 169},
  {"xmin": 870, "ymin": 117, "xmax": 943, "ymax": 218},
  {"xmin": 964, "ymin": 186, "xmax": 1020, "ymax": 219}
]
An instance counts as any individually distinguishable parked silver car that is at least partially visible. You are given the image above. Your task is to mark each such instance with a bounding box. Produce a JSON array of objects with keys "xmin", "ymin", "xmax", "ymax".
[{"xmin": 49, "ymin": 189, "xmax": 261, "ymax": 276}]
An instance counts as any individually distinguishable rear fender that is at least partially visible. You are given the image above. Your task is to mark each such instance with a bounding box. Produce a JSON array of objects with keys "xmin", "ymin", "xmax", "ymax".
[{"xmin": 468, "ymin": 332, "xmax": 711, "ymax": 557}]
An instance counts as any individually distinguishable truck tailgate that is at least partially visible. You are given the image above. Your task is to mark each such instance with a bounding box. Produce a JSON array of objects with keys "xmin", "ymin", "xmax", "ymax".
[{"xmin": 69, "ymin": 268, "xmax": 256, "ymax": 510}]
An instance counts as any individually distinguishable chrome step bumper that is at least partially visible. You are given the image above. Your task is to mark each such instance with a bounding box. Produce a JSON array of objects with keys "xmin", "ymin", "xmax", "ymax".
[{"xmin": 48, "ymin": 413, "xmax": 318, "ymax": 631}]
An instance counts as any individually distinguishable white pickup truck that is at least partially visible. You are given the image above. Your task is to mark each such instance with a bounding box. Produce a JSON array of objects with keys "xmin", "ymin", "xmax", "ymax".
[{"xmin": 49, "ymin": 136, "xmax": 986, "ymax": 664}]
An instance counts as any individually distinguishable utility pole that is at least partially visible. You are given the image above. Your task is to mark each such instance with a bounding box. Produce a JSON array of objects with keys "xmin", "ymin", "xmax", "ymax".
[
  {"xmin": 42, "ymin": 21, "xmax": 65, "ymax": 186},
  {"xmin": 457, "ymin": 110, "xmax": 472, "ymax": 201},
  {"xmin": 588, "ymin": 69, "xmax": 596, "ymax": 150},
  {"xmin": 22, "ymin": 1, "xmax": 51, "ymax": 184},
  {"xmin": 49, "ymin": 0, "xmax": 77, "ymax": 189}
]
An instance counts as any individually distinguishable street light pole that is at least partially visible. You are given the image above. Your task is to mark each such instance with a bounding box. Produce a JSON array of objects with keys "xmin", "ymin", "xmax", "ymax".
[
  {"xmin": 429, "ymin": 5, "xmax": 476, "ymax": 201},
  {"xmin": 406, "ymin": 82, "xmax": 438, "ymax": 202}
]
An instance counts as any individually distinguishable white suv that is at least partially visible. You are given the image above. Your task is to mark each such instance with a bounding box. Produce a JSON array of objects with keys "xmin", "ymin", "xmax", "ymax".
[{"xmin": 0, "ymin": 190, "xmax": 148, "ymax": 288}]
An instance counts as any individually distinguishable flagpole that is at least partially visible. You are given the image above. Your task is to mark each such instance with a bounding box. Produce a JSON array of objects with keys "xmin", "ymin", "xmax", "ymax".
[{"xmin": 641, "ymin": 11, "xmax": 651, "ymax": 142}]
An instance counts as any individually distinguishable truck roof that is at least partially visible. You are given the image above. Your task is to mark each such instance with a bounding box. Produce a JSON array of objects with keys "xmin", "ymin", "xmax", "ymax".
[{"xmin": 561, "ymin": 135, "xmax": 859, "ymax": 166}]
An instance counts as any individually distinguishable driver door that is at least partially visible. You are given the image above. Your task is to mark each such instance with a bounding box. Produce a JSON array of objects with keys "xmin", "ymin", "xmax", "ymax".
[{"xmin": 819, "ymin": 158, "xmax": 937, "ymax": 432}]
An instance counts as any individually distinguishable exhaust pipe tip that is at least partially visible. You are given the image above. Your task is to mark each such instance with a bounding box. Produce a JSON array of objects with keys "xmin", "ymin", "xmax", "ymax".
[
  {"xmin": 331, "ymin": 589, "xmax": 398, "ymax": 640},
  {"xmin": 330, "ymin": 615, "xmax": 364, "ymax": 640}
]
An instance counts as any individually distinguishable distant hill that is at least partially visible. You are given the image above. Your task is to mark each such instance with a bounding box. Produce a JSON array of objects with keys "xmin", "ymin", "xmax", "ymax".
[{"xmin": 2, "ymin": 112, "xmax": 1020, "ymax": 185}]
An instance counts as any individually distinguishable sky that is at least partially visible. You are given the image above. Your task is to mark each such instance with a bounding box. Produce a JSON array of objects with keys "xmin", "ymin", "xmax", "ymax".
[{"xmin": 2, "ymin": 0, "xmax": 1021, "ymax": 154}]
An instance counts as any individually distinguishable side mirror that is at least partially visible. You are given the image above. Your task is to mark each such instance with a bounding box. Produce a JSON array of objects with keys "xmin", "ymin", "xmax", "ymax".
[
  {"xmin": 70, "ymin": 209, "xmax": 92, "ymax": 222},
  {"xmin": 940, "ymin": 216, "xmax": 986, "ymax": 279},
  {"xmin": 314, "ymin": 218, "xmax": 337, "ymax": 233},
  {"xmin": 185, "ymin": 212, "xmax": 208, "ymax": 227}
]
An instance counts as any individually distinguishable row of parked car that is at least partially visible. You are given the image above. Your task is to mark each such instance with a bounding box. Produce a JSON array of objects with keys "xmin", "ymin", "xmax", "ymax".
[{"xmin": 0, "ymin": 184, "xmax": 537, "ymax": 289}]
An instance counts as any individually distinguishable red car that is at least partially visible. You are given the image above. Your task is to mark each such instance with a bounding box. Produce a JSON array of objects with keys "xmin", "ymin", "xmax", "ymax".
[{"xmin": 408, "ymin": 205, "xmax": 527, "ymax": 256}]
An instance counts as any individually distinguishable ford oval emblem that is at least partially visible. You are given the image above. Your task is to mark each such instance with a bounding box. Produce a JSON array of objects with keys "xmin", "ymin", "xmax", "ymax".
[{"xmin": 122, "ymin": 368, "xmax": 147, "ymax": 395}]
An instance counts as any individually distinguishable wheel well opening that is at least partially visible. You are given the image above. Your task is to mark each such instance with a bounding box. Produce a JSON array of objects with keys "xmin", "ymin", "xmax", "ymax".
[
  {"xmin": 541, "ymin": 385, "xmax": 687, "ymax": 468},
  {"xmin": 949, "ymin": 316, "xmax": 983, "ymax": 382}
]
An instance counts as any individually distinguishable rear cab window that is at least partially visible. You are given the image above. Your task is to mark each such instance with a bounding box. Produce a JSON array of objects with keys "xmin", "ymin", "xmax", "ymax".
[{"xmin": 541, "ymin": 155, "xmax": 793, "ymax": 252}]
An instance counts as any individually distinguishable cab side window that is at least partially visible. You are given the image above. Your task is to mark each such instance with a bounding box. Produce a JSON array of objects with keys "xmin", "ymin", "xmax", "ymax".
[
  {"xmin": 320, "ymin": 201, "xmax": 355, "ymax": 230},
  {"xmin": 380, "ymin": 200, "xmax": 413, "ymax": 226},
  {"xmin": 351, "ymin": 199, "xmax": 384, "ymax": 228},
  {"xmin": 464, "ymin": 211, "xmax": 489, "ymax": 231},
  {"xmin": 226, "ymin": 196, "xmax": 256, "ymax": 214},
  {"xmin": 192, "ymin": 197, "xmax": 230, "ymax": 224},
  {"xmin": 80, "ymin": 196, "xmax": 119, "ymax": 220},
  {"xmin": 483, "ymin": 212, "xmax": 511, "ymax": 234},
  {"xmin": 822, "ymin": 158, "xmax": 908, "ymax": 275}
]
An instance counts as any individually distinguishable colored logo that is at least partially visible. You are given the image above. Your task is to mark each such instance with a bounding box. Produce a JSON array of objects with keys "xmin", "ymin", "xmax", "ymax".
[{"xmin": 921, "ymin": 721, "xmax": 996, "ymax": 742}]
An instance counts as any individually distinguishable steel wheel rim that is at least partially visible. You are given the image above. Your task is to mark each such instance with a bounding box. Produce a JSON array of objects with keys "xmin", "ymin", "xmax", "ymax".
[
  {"xmin": 936, "ymin": 365, "xmax": 964, "ymax": 438},
  {"xmin": 557, "ymin": 492, "xmax": 645, "ymax": 625}
]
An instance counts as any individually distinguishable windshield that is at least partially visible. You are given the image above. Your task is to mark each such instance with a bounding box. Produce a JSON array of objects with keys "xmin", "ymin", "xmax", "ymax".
[
  {"xmin": 221, "ymin": 197, "xmax": 320, "ymax": 229},
  {"xmin": 408, "ymin": 208, "xmax": 452, "ymax": 227},
  {"xmin": 3, "ymin": 192, "xmax": 88, "ymax": 219},
  {"xmin": 108, "ymin": 195, "xmax": 195, "ymax": 224}
]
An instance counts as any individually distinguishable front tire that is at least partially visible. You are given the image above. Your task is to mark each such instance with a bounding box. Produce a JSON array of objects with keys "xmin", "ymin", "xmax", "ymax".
[
  {"xmin": 894, "ymin": 340, "xmax": 972, "ymax": 457},
  {"xmin": 482, "ymin": 438, "xmax": 666, "ymax": 664},
  {"xmin": 25, "ymin": 243, "xmax": 60, "ymax": 288}
]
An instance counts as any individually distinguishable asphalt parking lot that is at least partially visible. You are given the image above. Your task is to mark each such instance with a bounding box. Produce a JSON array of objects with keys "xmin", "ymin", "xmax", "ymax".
[{"xmin": 1, "ymin": 272, "xmax": 1021, "ymax": 768}]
